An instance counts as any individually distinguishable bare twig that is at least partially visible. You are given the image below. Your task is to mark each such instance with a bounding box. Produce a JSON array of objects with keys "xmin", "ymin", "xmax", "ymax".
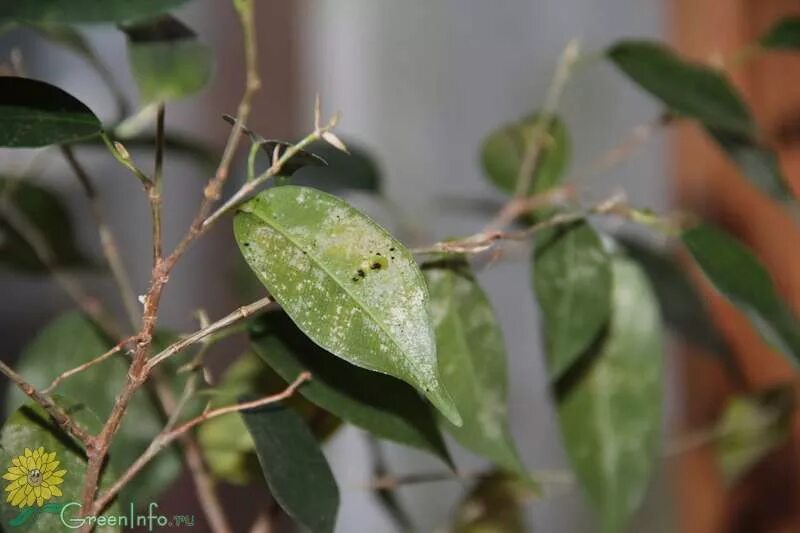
[
  {"xmin": 0, "ymin": 197, "xmax": 123, "ymax": 339},
  {"xmin": 151, "ymin": 103, "xmax": 166, "ymax": 264},
  {"xmin": 42, "ymin": 341, "xmax": 128, "ymax": 394},
  {"xmin": 0, "ymin": 361, "xmax": 94, "ymax": 447},
  {"xmin": 513, "ymin": 39, "xmax": 580, "ymax": 198},
  {"xmin": 61, "ymin": 146, "xmax": 141, "ymax": 331},
  {"xmin": 146, "ymin": 295, "xmax": 275, "ymax": 371},
  {"xmin": 91, "ymin": 372, "xmax": 311, "ymax": 515}
]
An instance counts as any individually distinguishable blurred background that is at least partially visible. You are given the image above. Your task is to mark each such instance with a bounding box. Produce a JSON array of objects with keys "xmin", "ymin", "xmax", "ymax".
[{"xmin": 1, "ymin": 0, "xmax": 799, "ymax": 531}]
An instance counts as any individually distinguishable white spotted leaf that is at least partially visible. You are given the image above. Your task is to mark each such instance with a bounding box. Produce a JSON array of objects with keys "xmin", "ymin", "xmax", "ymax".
[
  {"xmin": 233, "ymin": 186, "xmax": 460, "ymax": 426},
  {"xmin": 424, "ymin": 257, "xmax": 526, "ymax": 475},
  {"xmin": 557, "ymin": 257, "xmax": 664, "ymax": 533}
]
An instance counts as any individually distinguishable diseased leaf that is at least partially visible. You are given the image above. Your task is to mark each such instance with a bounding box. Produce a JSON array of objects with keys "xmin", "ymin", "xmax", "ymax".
[
  {"xmin": 0, "ymin": 77, "xmax": 101, "ymax": 147},
  {"xmin": 452, "ymin": 471, "xmax": 533, "ymax": 533},
  {"xmin": 608, "ymin": 41, "xmax": 791, "ymax": 200},
  {"xmin": 0, "ymin": 0, "xmax": 189, "ymax": 25},
  {"xmin": 250, "ymin": 312, "xmax": 451, "ymax": 464},
  {"xmin": 533, "ymin": 222, "xmax": 612, "ymax": 381},
  {"xmin": 481, "ymin": 112, "xmax": 570, "ymax": 196},
  {"xmin": 234, "ymin": 185, "xmax": 460, "ymax": 425},
  {"xmin": 0, "ymin": 397, "xmax": 120, "ymax": 532},
  {"xmin": 241, "ymin": 403, "xmax": 339, "ymax": 533},
  {"xmin": 760, "ymin": 17, "xmax": 800, "ymax": 49},
  {"xmin": 682, "ymin": 224, "xmax": 800, "ymax": 364},
  {"xmin": 293, "ymin": 140, "xmax": 382, "ymax": 194},
  {"xmin": 557, "ymin": 257, "xmax": 663, "ymax": 533},
  {"xmin": 5, "ymin": 313, "xmax": 183, "ymax": 505},
  {"xmin": 198, "ymin": 351, "xmax": 340, "ymax": 485},
  {"xmin": 608, "ymin": 41, "xmax": 753, "ymax": 137},
  {"xmin": 0, "ymin": 178, "xmax": 91, "ymax": 273},
  {"xmin": 123, "ymin": 16, "xmax": 213, "ymax": 104},
  {"xmin": 714, "ymin": 386, "xmax": 794, "ymax": 485},
  {"xmin": 423, "ymin": 257, "xmax": 525, "ymax": 474}
]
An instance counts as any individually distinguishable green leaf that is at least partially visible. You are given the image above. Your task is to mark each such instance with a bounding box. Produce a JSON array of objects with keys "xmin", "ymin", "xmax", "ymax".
[
  {"xmin": 249, "ymin": 312, "xmax": 452, "ymax": 464},
  {"xmin": 621, "ymin": 238, "xmax": 732, "ymax": 358},
  {"xmin": 423, "ymin": 257, "xmax": 525, "ymax": 474},
  {"xmin": 0, "ymin": 397, "xmax": 120, "ymax": 532},
  {"xmin": 760, "ymin": 17, "xmax": 800, "ymax": 49},
  {"xmin": 480, "ymin": 112, "xmax": 570, "ymax": 196},
  {"xmin": 608, "ymin": 41, "xmax": 791, "ymax": 201},
  {"xmin": 241, "ymin": 403, "xmax": 339, "ymax": 533},
  {"xmin": 197, "ymin": 351, "xmax": 340, "ymax": 486},
  {"xmin": 557, "ymin": 257, "xmax": 664, "ymax": 533},
  {"xmin": 714, "ymin": 386, "xmax": 794, "ymax": 485},
  {"xmin": 608, "ymin": 41, "xmax": 753, "ymax": 137},
  {"xmin": 5, "ymin": 313, "xmax": 183, "ymax": 505},
  {"xmin": 706, "ymin": 128, "xmax": 791, "ymax": 201},
  {"xmin": 293, "ymin": 141, "xmax": 382, "ymax": 194},
  {"xmin": 533, "ymin": 222, "xmax": 612, "ymax": 381},
  {"xmin": 234, "ymin": 185, "xmax": 460, "ymax": 425},
  {"xmin": 123, "ymin": 16, "xmax": 213, "ymax": 104},
  {"xmin": 452, "ymin": 471, "xmax": 533, "ymax": 533},
  {"xmin": 0, "ymin": 0, "xmax": 189, "ymax": 25},
  {"xmin": 0, "ymin": 178, "xmax": 91, "ymax": 273},
  {"xmin": 0, "ymin": 77, "xmax": 101, "ymax": 147},
  {"xmin": 682, "ymin": 224, "xmax": 800, "ymax": 364}
]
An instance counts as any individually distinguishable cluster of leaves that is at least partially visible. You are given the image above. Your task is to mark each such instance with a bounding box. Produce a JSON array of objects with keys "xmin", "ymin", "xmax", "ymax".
[{"xmin": 0, "ymin": 1, "xmax": 799, "ymax": 532}]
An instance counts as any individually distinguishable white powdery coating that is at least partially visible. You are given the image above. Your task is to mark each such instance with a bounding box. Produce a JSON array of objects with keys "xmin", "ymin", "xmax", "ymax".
[{"xmin": 236, "ymin": 187, "xmax": 439, "ymax": 394}]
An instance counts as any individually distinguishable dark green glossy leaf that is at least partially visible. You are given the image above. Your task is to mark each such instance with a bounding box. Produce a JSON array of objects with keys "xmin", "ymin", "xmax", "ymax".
[
  {"xmin": 250, "ymin": 312, "xmax": 451, "ymax": 465},
  {"xmin": 234, "ymin": 186, "xmax": 460, "ymax": 425},
  {"xmin": 760, "ymin": 17, "xmax": 800, "ymax": 49},
  {"xmin": 423, "ymin": 257, "xmax": 525, "ymax": 474},
  {"xmin": 621, "ymin": 238, "xmax": 732, "ymax": 358},
  {"xmin": 293, "ymin": 140, "xmax": 382, "ymax": 194},
  {"xmin": 0, "ymin": 0, "xmax": 189, "ymax": 25},
  {"xmin": 714, "ymin": 386, "xmax": 794, "ymax": 485},
  {"xmin": 241, "ymin": 403, "xmax": 339, "ymax": 533},
  {"xmin": 533, "ymin": 222, "xmax": 612, "ymax": 381},
  {"xmin": 683, "ymin": 224, "xmax": 800, "ymax": 364},
  {"xmin": 452, "ymin": 471, "xmax": 532, "ymax": 533},
  {"xmin": 557, "ymin": 257, "xmax": 663, "ymax": 533},
  {"xmin": 123, "ymin": 16, "xmax": 212, "ymax": 104},
  {"xmin": 5, "ymin": 313, "xmax": 183, "ymax": 505},
  {"xmin": 0, "ymin": 77, "xmax": 101, "ymax": 147},
  {"xmin": 197, "ymin": 351, "xmax": 340, "ymax": 486},
  {"xmin": 608, "ymin": 41, "xmax": 791, "ymax": 200},
  {"xmin": 0, "ymin": 397, "xmax": 120, "ymax": 532},
  {"xmin": 608, "ymin": 41, "xmax": 754, "ymax": 137},
  {"xmin": 707, "ymin": 128, "xmax": 791, "ymax": 201},
  {"xmin": 222, "ymin": 114, "xmax": 328, "ymax": 176},
  {"xmin": 480, "ymin": 112, "xmax": 570, "ymax": 196},
  {"xmin": 0, "ymin": 179, "xmax": 91, "ymax": 273}
]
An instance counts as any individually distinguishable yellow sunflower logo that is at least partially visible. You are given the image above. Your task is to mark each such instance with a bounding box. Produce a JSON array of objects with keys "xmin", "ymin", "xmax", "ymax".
[{"xmin": 3, "ymin": 447, "xmax": 66, "ymax": 508}]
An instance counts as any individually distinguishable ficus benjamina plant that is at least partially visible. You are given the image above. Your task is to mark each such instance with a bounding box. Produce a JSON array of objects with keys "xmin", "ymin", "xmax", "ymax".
[{"xmin": 0, "ymin": 2, "xmax": 798, "ymax": 532}]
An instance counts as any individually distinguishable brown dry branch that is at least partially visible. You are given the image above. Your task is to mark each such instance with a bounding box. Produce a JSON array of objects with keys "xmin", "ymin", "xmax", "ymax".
[{"xmin": 90, "ymin": 371, "xmax": 312, "ymax": 515}]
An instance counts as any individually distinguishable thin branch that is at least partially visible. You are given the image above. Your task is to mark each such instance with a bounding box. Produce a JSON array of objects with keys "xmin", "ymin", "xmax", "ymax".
[
  {"xmin": 91, "ymin": 372, "xmax": 311, "ymax": 515},
  {"xmin": 0, "ymin": 198, "xmax": 123, "ymax": 339},
  {"xmin": 513, "ymin": 39, "xmax": 580, "ymax": 198},
  {"xmin": 0, "ymin": 361, "xmax": 94, "ymax": 447},
  {"xmin": 201, "ymin": 111, "xmax": 340, "ymax": 230},
  {"xmin": 146, "ymin": 295, "xmax": 275, "ymax": 371},
  {"xmin": 413, "ymin": 193, "xmax": 629, "ymax": 255},
  {"xmin": 101, "ymin": 132, "xmax": 153, "ymax": 188},
  {"xmin": 151, "ymin": 103, "xmax": 166, "ymax": 264},
  {"xmin": 61, "ymin": 146, "xmax": 141, "ymax": 331},
  {"xmin": 42, "ymin": 341, "xmax": 128, "ymax": 395}
]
